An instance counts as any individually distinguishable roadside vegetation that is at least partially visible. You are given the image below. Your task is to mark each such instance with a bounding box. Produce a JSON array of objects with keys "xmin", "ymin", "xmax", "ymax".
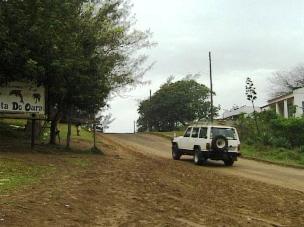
[
  {"xmin": 234, "ymin": 110, "xmax": 304, "ymax": 167},
  {"xmin": 0, "ymin": 0, "xmax": 152, "ymax": 148},
  {"xmin": 0, "ymin": 119, "xmax": 93, "ymax": 145},
  {"xmin": 0, "ymin": 159, "xmax": 54, "ymax": 194},
  {"xmin": 0, "ymin": 119, "xmax": 96, "ymax": 195},
  {"xmin": 241, "ymin": 144, "xmax": 304, "ymax": 167}
]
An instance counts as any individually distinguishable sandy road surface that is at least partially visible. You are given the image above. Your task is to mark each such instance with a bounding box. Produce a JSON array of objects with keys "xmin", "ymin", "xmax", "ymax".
[
  {"xmin": 104, "ymin": 133, "xmax": 304, "ymax": 192},
  {"xmin": 98, "ymin": 133, "xmax": 304, "ymax": 226},
  {"xmin": 1, "ymin": 134, "xmax": 304, "ymax": 226}
]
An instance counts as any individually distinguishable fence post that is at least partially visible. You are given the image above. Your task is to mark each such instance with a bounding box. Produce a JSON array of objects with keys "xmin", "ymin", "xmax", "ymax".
[{"xmin": 31, "ymin": 114, "xmax": 36, "ymax": 149}]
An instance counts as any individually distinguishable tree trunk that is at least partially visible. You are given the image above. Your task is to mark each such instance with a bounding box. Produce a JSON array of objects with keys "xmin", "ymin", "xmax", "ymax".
[
  {"xmin": 50, "ymin": 111, "xmax": 61, "ymax": 145},
  {"xmin": 50, "ymin": 120, "xmax": 58, "ymax": 144},
  {"xmin": 66, "ymin": 108, "xmax": 72, "ymax": 149},
  {"xmin": 93, "ymin": 116, "xmax": 96, "ymax": 149}
]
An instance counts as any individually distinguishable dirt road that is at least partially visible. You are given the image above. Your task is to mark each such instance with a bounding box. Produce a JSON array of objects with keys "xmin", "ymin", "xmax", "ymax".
[
  {"xmin": 1, "ymin": 133, "xmax": 304, "ymax": 226},
  {"xmin": 104, "ymin": 133, "xmax": 304, "ymax": 192}
]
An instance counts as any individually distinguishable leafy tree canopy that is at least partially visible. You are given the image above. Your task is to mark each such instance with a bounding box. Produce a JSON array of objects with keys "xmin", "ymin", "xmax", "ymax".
[
  {"xmin": 0, "ymin": 0, "xmax": 153, "ymax": 144},
  {"xmin": 270, "ymin": 64, "xmax": 304, "ymax": 97},
  {"xmin": 137, "ymin": 78, "xmax": 219, "ymax": 132}
]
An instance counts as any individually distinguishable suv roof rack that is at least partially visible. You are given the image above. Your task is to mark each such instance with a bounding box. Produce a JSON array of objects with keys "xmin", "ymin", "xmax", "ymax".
[{"xmin": 191, "ymin": 119, "xmax": 231, "ymax": 126}]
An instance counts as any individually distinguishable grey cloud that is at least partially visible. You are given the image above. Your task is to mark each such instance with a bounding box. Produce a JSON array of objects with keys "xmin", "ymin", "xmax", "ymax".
[{"xmin": 107, "ymin": 0, "xmax": 304, "ymax": 132}]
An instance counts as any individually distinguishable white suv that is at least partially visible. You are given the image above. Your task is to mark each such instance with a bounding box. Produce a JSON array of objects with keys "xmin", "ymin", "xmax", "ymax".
[{"xmin": 172, "ymin": 125, "xmax": 241, "ymax": 166}]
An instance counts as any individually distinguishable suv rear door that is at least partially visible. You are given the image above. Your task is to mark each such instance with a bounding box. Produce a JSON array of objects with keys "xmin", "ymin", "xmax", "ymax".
[
  {"xmin": 179, "ymin": 127, "xmax": 192, "ymax": 150},
  {"xmin": 188, "ymin": 127, "xmax": 200, "ymax": 150},
  {"xmin": 198, "ymin": 127, "xmax": 208, "ymax": 150},
  {"xmin": 210, "ymin": 127, "xmax": 239, "ymax": 151}
]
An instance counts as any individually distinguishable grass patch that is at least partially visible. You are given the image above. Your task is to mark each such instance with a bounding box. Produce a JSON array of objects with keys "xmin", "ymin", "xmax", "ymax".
[
  {"xmin": 0, "ymin": 119, "xmax": 93, "ymax": 144},
  {"xmin": 65, "ymin": 157, "xmax": 90, "ymax": 167},
  {"xmin": 0, "ymin": 119, "xmax": 27, "ymax": 127},
  {"xmin": 57, "ymin": 124, "xmax": 93, "ymax": 143},
  {"xmin": 0, "ymin": 120, "xmax": 26, "ymax": 139},
  {"xmin": 51, "ymin": 124, "xmax": 93, "ymax": 142},
  {"xmin": 0, "ymin": 120, "xmax": 98, "ymax": 193},
  {"xmin": 149, "ymin": 131, "xmax": 184, "ymax": 139},
  {"xmin": 0, "ymin": 159, "xmax": 54, "ymax": 194},
  {"xmin": 39, "ymin": 123, "xmax": 93, "ymax": 145},
  {"xmin": 242, "ymin": 144, "xmax": 304, "ymax": 167}
]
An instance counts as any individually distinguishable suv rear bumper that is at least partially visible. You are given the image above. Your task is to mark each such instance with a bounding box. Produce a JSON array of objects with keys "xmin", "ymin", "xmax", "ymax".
[{"xmin": 202, "ymin": 151, "xmax": 240, "ymax": 161}]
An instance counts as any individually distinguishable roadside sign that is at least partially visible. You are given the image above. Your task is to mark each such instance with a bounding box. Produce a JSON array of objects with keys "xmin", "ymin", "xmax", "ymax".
[{"xmin": 0, "ymin": 81, "xmax": 45, "ymax": 116}]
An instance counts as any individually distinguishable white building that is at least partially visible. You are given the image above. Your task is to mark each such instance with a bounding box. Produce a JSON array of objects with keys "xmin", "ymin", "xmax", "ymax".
[
  {"xmin": 222, "ymin": 105, "xmax": 261, "ymax": 119},
  {"xmin": 261, "ymin": 87, "xmax": 304, "ymax": 118}
]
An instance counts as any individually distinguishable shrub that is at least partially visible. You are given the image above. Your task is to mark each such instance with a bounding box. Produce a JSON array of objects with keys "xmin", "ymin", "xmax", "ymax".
[
  {"xmin": 298, "ymin": 146, "xmax": 304, "ymax": 153},
  {"xmin": 236, "ymin": 110, "xmax": 304, "ymax": 149},
  {"xmin": 272, "ymin": 137, "xmax": 292, "ymax": 149},
  {"xmin": 244, "ymin": 137, "xmax": 255, "ymax": 145},
  {"xmin": 257, "ymin": 132, "xmax": 273, "ymax": 146},
  {"xmin": 271, "ymin": 117, "xmax": 304, "ymax": 147}
]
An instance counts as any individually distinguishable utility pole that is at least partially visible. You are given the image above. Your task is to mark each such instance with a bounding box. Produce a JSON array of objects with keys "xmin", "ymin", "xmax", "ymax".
[
  {"xmin": 147, "ymin": 89, "xmax": 152, "ymax": 132},
  {"xmin": 134, "ymin": 120, "xmax": 136, "ymax": 134},
  {"xmin": 209, "ymin": 51, "xmax": 214, "ymax": 123}
]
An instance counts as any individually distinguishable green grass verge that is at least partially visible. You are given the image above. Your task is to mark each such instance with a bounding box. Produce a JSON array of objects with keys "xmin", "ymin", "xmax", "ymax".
[
  {"xmin": 0, "ymin": 120, "xmax": 97, "ymax": 194},
  {"xmin": 58, "ymin": 124, "xmax": 93, "ymax": 143},
  {"xmin": 0, "ymin": 119, "xmax": 26, "ymax": 139},
  {"xmin": 37, "ymin": 122, "xmax": 94, "ymax": 144},
  {"xmin": 0, "ymin": 120, "xmax": 93, "ymax": 145},
  {"xmin": 65, "ymin": 157, "xmax": 90, "ymax": 167},
  {"xmin": 0, "ymin": 159, "xmax": 54, "ymax": 194},
  {"xmin": 149, "ymin": 131, "xmax": 184, "ymax": 139},
  {"xmin": 242, "ymin": 144, "xmax": 304, "ymax": 167}
]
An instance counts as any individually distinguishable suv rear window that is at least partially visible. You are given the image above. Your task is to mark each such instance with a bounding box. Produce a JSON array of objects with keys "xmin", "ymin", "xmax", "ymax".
[{"xmin": 211, "ymin": 127, "xmax": 237, "ymax": 140}]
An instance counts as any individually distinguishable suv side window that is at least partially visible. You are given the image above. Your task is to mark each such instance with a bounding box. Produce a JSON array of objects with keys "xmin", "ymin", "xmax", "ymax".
[
  {"xmin": 191, "ymin": 127, "xmax": 199, "ymax": 138},
  {"xmin": 199, "ymin": 127, "xmax": 208, "ymax": 138},
  {"xmin": 184, "ymin": 127, "xmax": 192, "ymax": 137}
]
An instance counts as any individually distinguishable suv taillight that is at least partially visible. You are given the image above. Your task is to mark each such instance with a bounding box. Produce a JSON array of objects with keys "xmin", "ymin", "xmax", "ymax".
[{"xmin": 206, "ymin": 143, "xmax": 211, "ymax": 150}]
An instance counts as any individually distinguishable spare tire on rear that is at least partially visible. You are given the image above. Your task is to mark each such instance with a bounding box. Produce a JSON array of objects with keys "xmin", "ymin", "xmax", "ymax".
[{"xmin": 211, "ymin": 135, "xmax": 228, "ymax": 152}]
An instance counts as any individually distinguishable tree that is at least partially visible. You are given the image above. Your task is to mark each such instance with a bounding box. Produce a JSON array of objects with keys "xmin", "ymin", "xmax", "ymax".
[
  {"xmin": 245, "ymin": 77, "xmax": 259, "ymax": 135},
  {"xmin": 137, "ymin": 78, "xmax": 219, "ymax": 132},
  {"xmin": 0, "ymin": 0, "xmax": 153, "ymax": 147},
  {"xmin": 96, "ymin": 113, "xmax": 115, "ymax": 131},
  {"xmin": 270, "ymin": 65, "xmax": 304, "ymax": 97}
]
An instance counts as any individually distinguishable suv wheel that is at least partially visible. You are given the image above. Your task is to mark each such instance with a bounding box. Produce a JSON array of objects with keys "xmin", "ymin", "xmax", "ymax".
[
  {"xmin": 194, "ymin": 147, "xmax": 206, "ymax": 165},
  {"xmin": 224, "ymin": 159, "xmax": 234, "ymax": 166},
  {"xmin": 172, "ymin": 144, "xmax": 181, "ymax": 160}
]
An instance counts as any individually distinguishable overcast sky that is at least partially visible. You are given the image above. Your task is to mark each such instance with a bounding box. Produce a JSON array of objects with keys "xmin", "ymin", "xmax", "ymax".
[{"xmin": 105, "ymin": 0, "xmax": 304, "ymax": 133}]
